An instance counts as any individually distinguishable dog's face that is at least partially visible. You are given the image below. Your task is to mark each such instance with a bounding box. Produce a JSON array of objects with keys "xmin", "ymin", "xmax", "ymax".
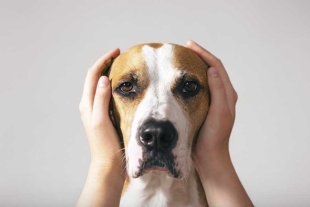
[{"xmin": 108, "ymin": 43, "xmax": 209, "ymax": 179}]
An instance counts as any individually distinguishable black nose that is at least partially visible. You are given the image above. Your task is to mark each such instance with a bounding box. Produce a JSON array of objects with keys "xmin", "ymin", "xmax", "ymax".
[{"xmin": 139, "ymin": 119, "xmax": 178, "ymax": 151}]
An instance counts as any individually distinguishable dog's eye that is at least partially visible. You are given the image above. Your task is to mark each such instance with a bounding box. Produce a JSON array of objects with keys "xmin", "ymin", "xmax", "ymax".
[
  {"xmin": 120, "ymin": 82, "xmax": 133, "ymax": 92},
  {"xmin": 183, "ymin": 81, "xmax": 198, "ymax": 93}
]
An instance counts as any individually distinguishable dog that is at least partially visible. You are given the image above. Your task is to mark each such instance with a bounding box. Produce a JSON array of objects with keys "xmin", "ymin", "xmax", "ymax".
[{"xmin": 102, "ymin": 43, "xmax": 210, "ymax": 207}]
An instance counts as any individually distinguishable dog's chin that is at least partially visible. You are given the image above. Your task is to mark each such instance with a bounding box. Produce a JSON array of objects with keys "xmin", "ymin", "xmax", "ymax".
[{"xmin": 136, "ymin": 166, "xmax": 177, "ymax": 178}]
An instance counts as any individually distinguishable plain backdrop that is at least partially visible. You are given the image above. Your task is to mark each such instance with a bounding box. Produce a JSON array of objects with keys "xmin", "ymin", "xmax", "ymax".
[{"xmin": 1, "ymin": 0, "xmax": 310, "ymax": 206}]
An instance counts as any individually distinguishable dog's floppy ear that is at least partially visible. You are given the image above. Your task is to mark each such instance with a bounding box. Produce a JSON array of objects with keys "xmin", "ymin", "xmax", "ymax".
[{"xmin": 101, "ymin": 58, "xmax": 114, "ymax": 76}]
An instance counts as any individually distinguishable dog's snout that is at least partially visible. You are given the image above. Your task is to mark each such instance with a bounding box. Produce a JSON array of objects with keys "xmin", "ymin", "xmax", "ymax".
[{"xmin": 139, "ymin": 119, "xmax": 177, "ymax": 151}]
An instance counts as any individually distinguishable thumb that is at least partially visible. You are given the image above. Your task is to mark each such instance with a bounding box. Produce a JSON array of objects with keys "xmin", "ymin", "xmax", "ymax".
[{"xmin": 92, "ymin": 76, "xmax": 112, "ymax": 125}]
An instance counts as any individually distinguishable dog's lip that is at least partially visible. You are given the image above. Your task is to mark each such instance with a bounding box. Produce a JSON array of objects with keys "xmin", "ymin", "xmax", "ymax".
[{"xmin": 144, "ymin": 166, "xmax": 169, "ymax": 173}]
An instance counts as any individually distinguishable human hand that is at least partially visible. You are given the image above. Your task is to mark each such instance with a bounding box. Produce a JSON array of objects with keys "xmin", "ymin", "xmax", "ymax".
[
  {"xmin": 187, "ymin": 40, "xmax": 238, "ymax": 162},
  {"xmin": 77, "ymin": 48, "xmax": 125, "ymax": 207},
  {"xmin": 79, "ymin": 48, "xmax": 123, "ymax": 172},
  {"xmin": 187, "ymin": 41, "xmax": 253, "ymax": 207}
]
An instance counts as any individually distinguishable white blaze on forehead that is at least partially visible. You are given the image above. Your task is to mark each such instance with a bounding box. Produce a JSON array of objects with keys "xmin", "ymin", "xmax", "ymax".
[
  {"xmin": 141, "ymin": 44, "xmax": 176, "ymax": 113},
  {"xmin": 142, "ymin": 44, "xmax": 181, "ymax": 118},
  {"xmin": 127, "ymin": 44, "xmax": 190, "ymax": 178}
]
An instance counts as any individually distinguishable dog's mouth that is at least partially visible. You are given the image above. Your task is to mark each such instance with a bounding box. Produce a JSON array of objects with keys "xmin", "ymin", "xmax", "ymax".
[{"xmin": 133, "ymin": 151, "xmax": 180, "ymax": 178}]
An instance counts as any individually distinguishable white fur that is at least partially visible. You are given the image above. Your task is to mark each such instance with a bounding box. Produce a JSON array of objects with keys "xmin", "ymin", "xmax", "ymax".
[
  {"xmin": 120, "ymin": 169, "xmax": 203, "ymax": 207},
  {"xmin": 127, "ymin": 44, "xmax": 191, "ymax": 178},
  {"xmin": 120, "ymin": 44, "xmax": 203, "ymax": 207}
]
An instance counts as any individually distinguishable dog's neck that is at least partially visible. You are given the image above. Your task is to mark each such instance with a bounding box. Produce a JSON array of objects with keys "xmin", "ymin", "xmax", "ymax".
[{"xmin": 120, "ymin": 166, "xmax": 207, "ymax": 207}]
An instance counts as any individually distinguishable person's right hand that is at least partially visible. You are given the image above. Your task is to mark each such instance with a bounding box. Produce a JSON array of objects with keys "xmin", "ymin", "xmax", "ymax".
[
  {"xmin": 79, "ymin": 48, "xmax": 123, "ymax": 171},
  {"xmin": 77, "ymin": 48, "xmax": 124, "ymax": 207}
]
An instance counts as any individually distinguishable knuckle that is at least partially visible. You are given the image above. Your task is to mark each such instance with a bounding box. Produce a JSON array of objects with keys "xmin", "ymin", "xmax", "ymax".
[
  {"xmin": 78, "ymin": 104, "xmax": 83, "ymax": 112},
  {"xmin": 234, "ymin": 91, "xmax": 238, "ymax": 102},
  {"xmin": 79, "ymin": 103, "xmax": 86, "ymax": 113},
  {"xmin": 87, "ymin": 67, "xmax": 96, "ymax": 76},
  {"xmin": 86, "ymin": 67, "xmax": 92, "ymax": 75},
  {"xmin": 215, "ymin": 57, "xmax": 222, "ymax": 64},
  {"xmin": 215, "ymin": 58, "xmax": 224, "ymax": 68},
  {"xmin": 230, "ymin": 89, "xmax": 238, "ymax": 103},
  {"xmin": 79, "ymin": 103, "xmax": 91, "ymax": 120}
]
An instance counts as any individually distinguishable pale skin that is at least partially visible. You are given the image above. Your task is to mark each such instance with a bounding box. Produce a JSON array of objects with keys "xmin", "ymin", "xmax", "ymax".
[{"xmin": 76, "ymin": 41, "xmax": 254, "ymax": 207}]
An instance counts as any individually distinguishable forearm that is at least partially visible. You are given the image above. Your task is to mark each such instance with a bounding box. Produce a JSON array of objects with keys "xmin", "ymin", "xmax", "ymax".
[
  {"xmin": 76, "ymin": 163, "xmax": 124, "ymax": 207},
  {"xmin": 197, "ymin": 149, "xmax": 253, "ymax": 207}
]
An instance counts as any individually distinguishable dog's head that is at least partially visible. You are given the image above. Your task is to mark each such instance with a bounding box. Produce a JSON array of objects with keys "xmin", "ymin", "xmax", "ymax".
[{"xmin": 104, "ymin": 43, "xmax": 209, "ymax": 179}]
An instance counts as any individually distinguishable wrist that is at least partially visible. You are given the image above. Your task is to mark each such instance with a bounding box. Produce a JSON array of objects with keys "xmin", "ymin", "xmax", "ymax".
[
  {"xmin": 90, "ymin": 148, "xmax": 124, "ymax": 171},
  {"xmin": 77, "ymin": 158, "xmax": 125, "ymax": 207},
  {"xmin": 89, "ymin": 158, "xmax": 125, "ymax": 182},
  {"xmin": 84, "ymin": 160, "xmax": 125, "ymax": 196},
  {"xmin": 194, "ymin": 148, "xmax": 254, "ymax": 207}
]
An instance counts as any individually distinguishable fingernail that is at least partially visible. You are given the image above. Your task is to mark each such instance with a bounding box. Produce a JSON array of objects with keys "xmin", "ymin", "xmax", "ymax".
[
  {"xmin": 209, "ymin": 67, "xmax": 219, "ymax": 77},
  {"xmin": 98, "ymin": 76, "xmax": 109, "ymax": 87}
]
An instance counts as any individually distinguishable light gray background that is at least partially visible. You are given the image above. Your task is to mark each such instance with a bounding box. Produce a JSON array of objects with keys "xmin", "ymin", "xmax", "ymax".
[{"xmin": 1, "ymin": 0, "xmax": 309, "ymax": 206}]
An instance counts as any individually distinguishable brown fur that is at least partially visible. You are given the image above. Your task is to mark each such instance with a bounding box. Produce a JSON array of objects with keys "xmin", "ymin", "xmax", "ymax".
[
  {"xmin": 107, "ymin": 44, "xmax": 150, "ymax": 194},
  {"xmin": 104, "ymin": 43, "xmax": 209, "ymax": 205},
  {"xmin": 171, "ymin": 44, "xmax": 210, "ymax": 145},
  {"xmin": 109, "ymin": 45, "xmax": 149, "ymax": 146},
  {"xmin": 171, "ymin": 44, "xmax": 209, "ymax": 206}
]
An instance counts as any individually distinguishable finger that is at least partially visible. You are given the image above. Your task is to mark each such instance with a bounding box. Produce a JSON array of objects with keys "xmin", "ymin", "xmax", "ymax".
[
  {"xmin": 207, "ymin": 67, "xmax": 232, "ymax": 123},
  {"xmin": 80, "ymin": 48, "xmax": 120, "ymax": 112},
  {"xmin": 186, "ymin": 40, "xmax": 233, "ymax": 88},
  {"xmin": 186, "ymin": 40, "xmax": 237, "ymax": 115},
  {"xmin": 89, "ymin": 76, "xmax": 121, "ymax": 159},
  {"xmin": 186, "ymin": 40, "xmax": 223, "ymax": 68},
  {"xmin": 92, "ymin": 76, "xmax": 111, "ymax": 126}
]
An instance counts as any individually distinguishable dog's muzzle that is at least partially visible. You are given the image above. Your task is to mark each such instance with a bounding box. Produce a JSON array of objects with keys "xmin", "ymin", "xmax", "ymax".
[{"xmin": 134, "ymin": 118, "xmax": 180, "ymax": 178}]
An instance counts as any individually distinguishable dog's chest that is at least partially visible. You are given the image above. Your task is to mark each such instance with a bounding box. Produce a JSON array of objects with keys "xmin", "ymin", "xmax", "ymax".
[{"xmin": 120, "ymin": 172, "xmax": 205, "ymax": 207}]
